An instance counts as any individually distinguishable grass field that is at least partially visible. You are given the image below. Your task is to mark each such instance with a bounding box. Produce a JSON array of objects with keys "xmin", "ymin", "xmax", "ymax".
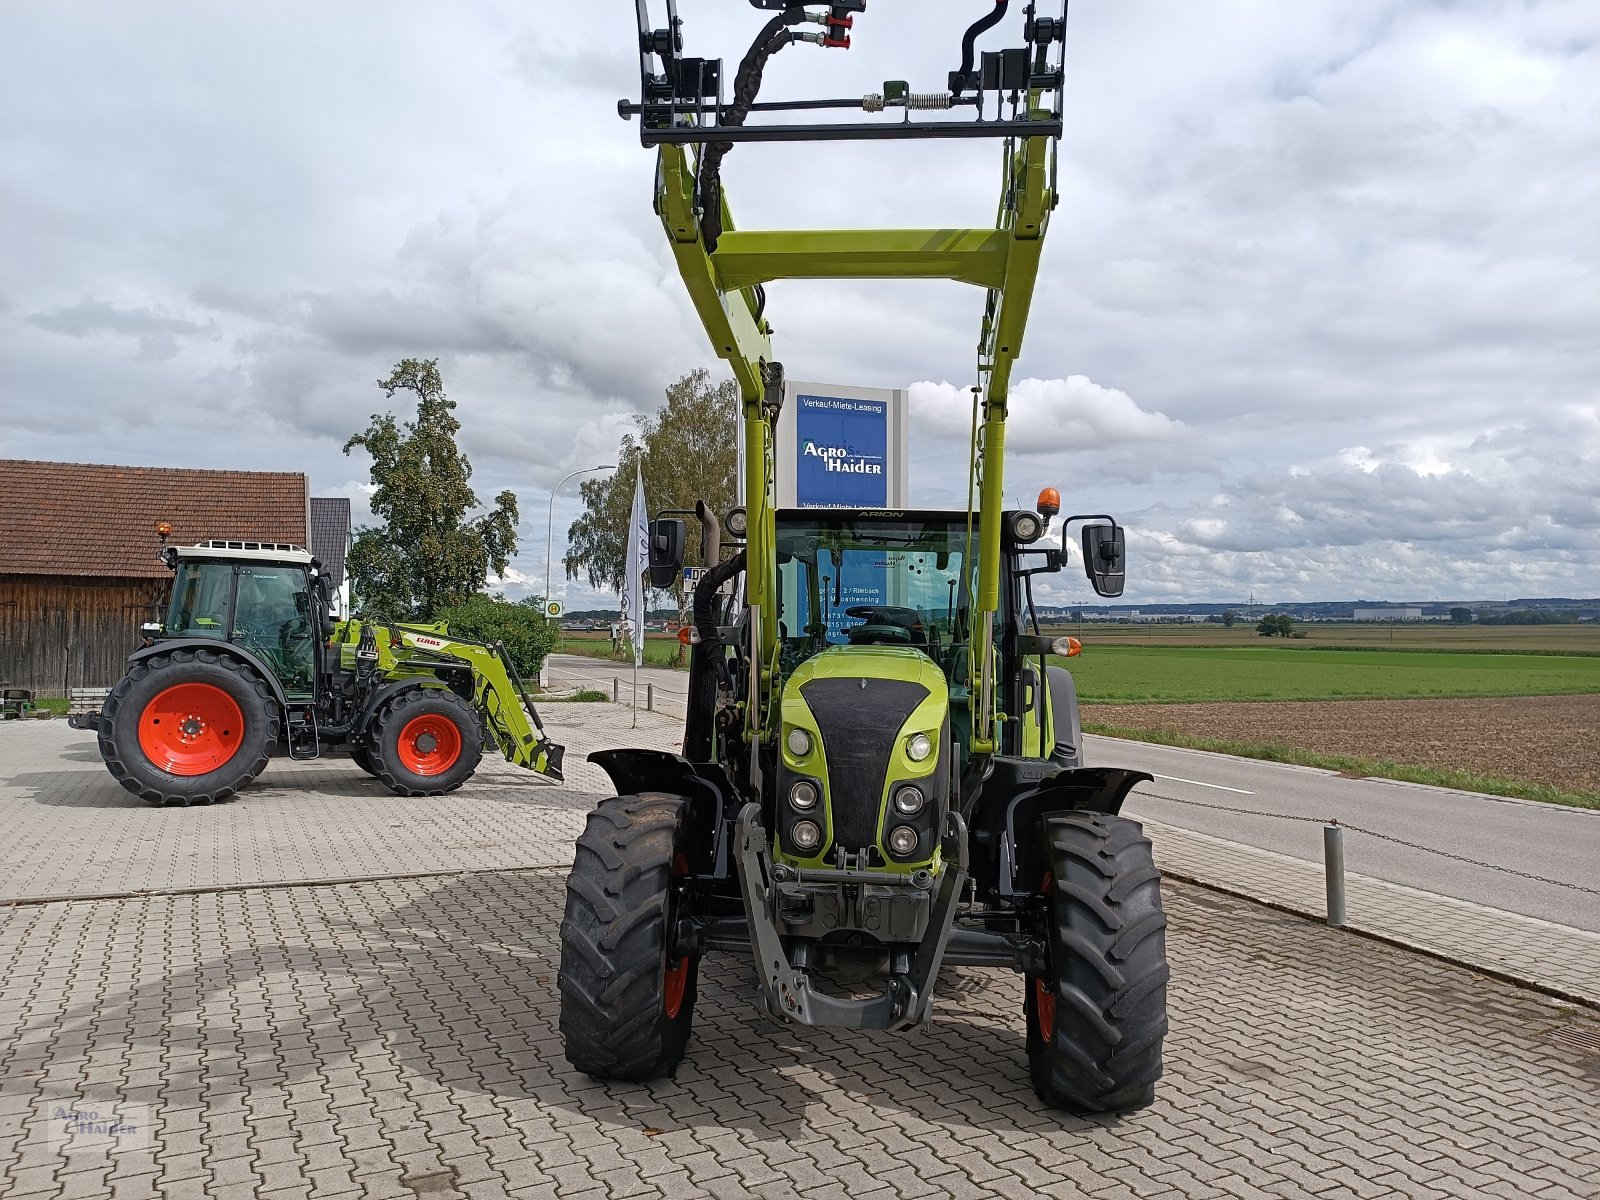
[
  {"xmin": 1055, "ymin": 645, "xmax": 1600, "ymax": 703},
  {"xmin": 555, "ymin": 631, "xmax": 686, "ymax": 668},
  {"xmin": 1044, "ymin": 621, "xmax": 1600, "ymax": 654}
]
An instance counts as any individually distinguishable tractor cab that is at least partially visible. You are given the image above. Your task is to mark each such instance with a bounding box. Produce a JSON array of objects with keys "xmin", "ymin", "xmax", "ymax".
[{"xmin": 159, "ymin": 542, "xmax": 325, "ymax": 699}]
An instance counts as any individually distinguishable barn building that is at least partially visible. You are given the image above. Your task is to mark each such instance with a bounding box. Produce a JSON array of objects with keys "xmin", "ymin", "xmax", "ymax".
[{"xmin": 0, "ymin": 459, "xmax": 310, "ymax": 696}]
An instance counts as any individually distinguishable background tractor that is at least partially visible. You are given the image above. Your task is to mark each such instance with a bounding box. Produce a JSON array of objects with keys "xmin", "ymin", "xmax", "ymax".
[
  {"xmin": 557, "ymin": 1, "xmax": 1168, "ymax": 1114},
  {"xmin": 82, "ymin": 535, "xmax": 564, "ymax": 806}
]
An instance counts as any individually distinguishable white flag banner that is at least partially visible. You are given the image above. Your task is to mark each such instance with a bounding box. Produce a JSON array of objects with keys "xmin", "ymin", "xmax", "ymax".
[{"xmin": 625, "ymin": 464, "xmax": 649, "ymax": 669}]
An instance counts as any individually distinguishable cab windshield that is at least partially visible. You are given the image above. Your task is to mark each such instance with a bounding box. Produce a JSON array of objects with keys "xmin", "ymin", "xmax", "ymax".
[{"xmin": 775, "ymin": 515, "xmax": 974, "ymax": 681}]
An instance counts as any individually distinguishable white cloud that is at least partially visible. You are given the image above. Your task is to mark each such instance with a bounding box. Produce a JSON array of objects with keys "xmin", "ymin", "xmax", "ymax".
[{"xmin": 909, "ymin": 376, "xmax": 1186, "ymax": 452}]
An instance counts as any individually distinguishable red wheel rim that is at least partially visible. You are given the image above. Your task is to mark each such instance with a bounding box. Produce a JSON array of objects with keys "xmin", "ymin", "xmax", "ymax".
[
  {"xmin": 1035, "ymin": 979, "xmax": 1056, "ymax": 1041},
  {"xmin": 137, "ymin": 683, "xmax": 245, "ymax": 776},
  {"xmin": 1035, "ymin": 871, "xmax": 1056, "ymax": 1040},
  {"xmin": 663, "ymin": 852, "xmax": 691, "ymax": 1018},
  {"xmin": 396, "ymin": 713, "xmax": 464, "ymax": 776}
]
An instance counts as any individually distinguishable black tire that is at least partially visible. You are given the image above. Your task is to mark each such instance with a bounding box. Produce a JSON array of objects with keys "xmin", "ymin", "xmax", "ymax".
[
  {"xmin": 364, "ymin": 688, "xmax": 483, "ymax": 796},
  {"xmin": 558, "ymin": 795, "xmax": 699, "ymax": 1081},
  {"xmin": 1026, "ymin": 811, "xmax": 1169, "ymax": 1113},
  {"xmin": 98, "ymin": 649, "xmax": 280, "ymax": 807},
  {"xmin": 350, "ymin": 747, "xmax": 377, "ymax": 776}
]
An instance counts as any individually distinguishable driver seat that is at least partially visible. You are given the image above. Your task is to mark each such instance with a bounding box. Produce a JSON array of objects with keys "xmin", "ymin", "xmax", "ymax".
[{"xmin": 845, "ymin": 606, "xmax": 927, "ymax": 646}]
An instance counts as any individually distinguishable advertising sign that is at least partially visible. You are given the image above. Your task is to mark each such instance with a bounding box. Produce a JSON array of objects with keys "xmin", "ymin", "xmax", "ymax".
[{"xmin": 794, "ymin": 393, "xmax": 889, "ymax": 509}]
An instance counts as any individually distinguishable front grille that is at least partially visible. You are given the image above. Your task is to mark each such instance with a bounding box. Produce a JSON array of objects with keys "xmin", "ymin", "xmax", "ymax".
[{"xmin": 802, "ymin": 677, "xmax": 929, "ymax": 852}]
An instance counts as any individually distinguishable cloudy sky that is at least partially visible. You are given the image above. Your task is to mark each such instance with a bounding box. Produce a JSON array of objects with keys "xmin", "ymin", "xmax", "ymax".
[{"xmin": 2, "ymin": 1, "xmax": 1596, "ymax": 609}]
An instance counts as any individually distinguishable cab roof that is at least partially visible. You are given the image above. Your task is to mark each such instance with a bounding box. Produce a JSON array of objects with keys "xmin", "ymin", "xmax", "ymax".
[{"xmin": 173, "ymin": 540, "xmax": 316, "ymax": 566}]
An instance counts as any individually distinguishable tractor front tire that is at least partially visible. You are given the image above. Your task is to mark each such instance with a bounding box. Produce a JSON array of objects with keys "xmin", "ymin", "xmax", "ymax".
[
  {"xmin": 98, "ymin": 649, "xmax": 280, "ymax": 807},
  {"xmin": 365, "ymin": 688, "xmax": 483, "ymax": 796},
  {"xmin": 559, "ymin": 795, "xmax": 699, "ymax": 1081},
  {"xmin": 1026, "ymin": 811, "xmax": 1169, "ymax": 1113}
]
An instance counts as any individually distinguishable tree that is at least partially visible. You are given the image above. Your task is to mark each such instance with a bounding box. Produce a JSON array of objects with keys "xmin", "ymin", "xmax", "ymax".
[
  {"xmin": 1256, "ymin": 613, "xmax": 1294, "ymax": 637},
  {"xmin": 438, "ymin": 593, "xmax": 558, "ymax": 678},
  {"xmin": 1450, "ymin": 607, "xmax": 1473, "ymax": 625},
  {"xmin": 1221, "ymin": 609, "xmax": 1238, "ymax": 628},
  {"xmin": 343, "ymin": 359, "xmax": 518, "ymax": 620},
  {"xmin": 565, "ymin": 368, "xmax": 739, "ymax": 632}
]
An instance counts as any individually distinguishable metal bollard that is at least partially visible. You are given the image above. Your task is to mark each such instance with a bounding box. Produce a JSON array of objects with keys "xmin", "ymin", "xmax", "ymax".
[
  {"xmin": 1324, "ymin": 822, "xmax": 1346, "ymax": 927},
  {"xmin": 612, "ymin": 676, "xmax": 619, "ymax": 702},
  {"xmin": 647, "ymin": 684, "xmax": 654, "ymax": 712}
]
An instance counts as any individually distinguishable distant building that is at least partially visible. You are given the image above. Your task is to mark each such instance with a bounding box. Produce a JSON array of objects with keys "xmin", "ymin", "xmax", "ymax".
[
  {"xmin": 0, "ymin": 458, "xmax": 308, "ymax": 695},
  {"xmin": 309, "ymin": 497, "xmax": 353, "ymax": 617},
  {"xmin": 1352, "ymin": 606, "xmax": 1422, "ymax": 622}
]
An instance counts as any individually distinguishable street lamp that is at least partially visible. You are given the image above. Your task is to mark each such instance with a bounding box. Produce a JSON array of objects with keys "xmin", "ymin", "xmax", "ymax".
[{"xmin": 545, "ymin": 464, "xmax": 617, "ymax": 614}]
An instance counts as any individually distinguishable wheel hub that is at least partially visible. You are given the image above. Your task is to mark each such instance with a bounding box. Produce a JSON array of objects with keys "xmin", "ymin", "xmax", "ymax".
[
  {"xmin": 179, "ymin": 716, "xmax": 205, "ymax": 739},
  {"xmin": 413, "ymin": 731, "xmax": 438, "ymax": 754}
]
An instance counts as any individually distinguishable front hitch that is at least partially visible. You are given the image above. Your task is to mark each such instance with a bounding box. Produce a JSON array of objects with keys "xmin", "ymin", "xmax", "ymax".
[{"xmin": 732, "ymin": 802, "xmax": 966, "ymax": 1030}]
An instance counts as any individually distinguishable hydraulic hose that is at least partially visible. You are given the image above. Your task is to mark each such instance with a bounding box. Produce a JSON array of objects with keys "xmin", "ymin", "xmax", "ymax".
[
  {"xmin": 697, "ymin": 8, "xmax": 808, "ymax": 251},
  {"xmin": 956, "ymin": 0, "xmax": 1009, "ymax": 88},
  {"xmin": 684, "ymin": 549, "xmax": 747, "ymax": 761}
]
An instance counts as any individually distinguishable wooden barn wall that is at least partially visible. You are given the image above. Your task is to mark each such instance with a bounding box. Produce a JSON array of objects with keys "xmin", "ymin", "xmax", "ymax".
[{"xmin": 0, "ymin": 576, "xmax": 166, "ymax": 696}]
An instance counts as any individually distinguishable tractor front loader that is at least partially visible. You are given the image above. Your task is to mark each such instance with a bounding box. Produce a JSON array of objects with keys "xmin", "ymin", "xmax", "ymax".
[
  {"xmin": 557, "ymin": 1, "xmax": 1169, "ymax": 1113},
  {"xmin": 86, "ymin": 535, "xmax": 564, "ymax": 806}
]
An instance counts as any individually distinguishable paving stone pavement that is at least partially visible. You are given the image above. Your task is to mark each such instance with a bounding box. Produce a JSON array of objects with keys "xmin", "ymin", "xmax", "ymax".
[
  {"xmin": 1141, "ymin": 818, "xmax": 1600, "ymax": 1010},
  {"xmin": 3, "ymin": 867, "xmax": 1598, "ymax": 1200},
  {"xmin": 0, "ymin": 709, "xmax": 684, "ymax": 902},
  {"xmin": 4, "ymin": 709, "xmax": 1600, "ymax": 1198}
]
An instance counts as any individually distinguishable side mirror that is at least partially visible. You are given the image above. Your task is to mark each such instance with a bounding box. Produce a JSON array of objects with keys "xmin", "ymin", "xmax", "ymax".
[
  {"xmin": 648, "ymin": 518, "xmax": 686, "ymax": 588},
  {"xmin": 1081, "ymin": 524, "xmax": 1125, "ymax": 597}
]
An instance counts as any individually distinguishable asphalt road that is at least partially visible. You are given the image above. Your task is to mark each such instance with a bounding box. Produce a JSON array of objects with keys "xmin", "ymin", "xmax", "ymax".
[
  {"xmin": 544, "ymin": 653, "xmax": 692, "ymax": 712},
  {"xmin": 542, "ymin": 654, "xmax": 1600, "ymax": 932},
  {"xmin": 1097, "ymin": 734, "xmax": 1600, "ymax": 933}
]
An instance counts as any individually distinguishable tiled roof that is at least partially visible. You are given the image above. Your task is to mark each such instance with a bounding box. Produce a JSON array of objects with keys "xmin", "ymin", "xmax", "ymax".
[
  {"xmin": 0, "ymin": 459, "xmax": 308, "ymax": 579},
  {"xmin": 309, "ymin": 497, "xmax": 352, "ymax": 589}
]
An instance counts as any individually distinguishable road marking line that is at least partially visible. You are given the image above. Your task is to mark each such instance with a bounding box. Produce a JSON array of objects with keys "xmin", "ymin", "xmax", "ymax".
[{"xmin": 1152, "ymin": 773, "xmax": 1254, "ymax": 796}]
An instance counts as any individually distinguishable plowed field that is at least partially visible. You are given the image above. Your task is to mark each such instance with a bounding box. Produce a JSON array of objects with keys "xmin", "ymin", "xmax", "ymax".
[{"xmin": 1082, "ymin": 694, "xmax": 1600, "ymax": 795}]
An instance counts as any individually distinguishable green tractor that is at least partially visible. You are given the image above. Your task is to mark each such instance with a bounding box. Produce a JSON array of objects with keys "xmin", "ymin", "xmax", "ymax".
[
  {"xmin": 85, "ymin": 536, "xmax": 564, "ymax": 806},
  {"xmin": 557, "ymin": 2, "xmax": 1167, "ymax": 1112}
]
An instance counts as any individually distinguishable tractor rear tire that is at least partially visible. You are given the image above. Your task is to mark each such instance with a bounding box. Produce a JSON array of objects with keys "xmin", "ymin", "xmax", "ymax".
[
  {"xmin": 98, "ymin": 649, "xmax": 280, "ymax": 807},
  {"xmin": 1026, "ymin": 811, "xmax": 1169, "ymax": 1113},
  {"xmin": 558, "ymin": 794, "xmax": 699, "ymax": 1081},
  {"xmin": 365, "ymin": 688, "xmax": 483, "ymax": 796}
]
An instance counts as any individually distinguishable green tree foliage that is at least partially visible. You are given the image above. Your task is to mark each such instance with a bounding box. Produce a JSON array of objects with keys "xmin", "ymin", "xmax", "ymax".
[
  {"xmin": 1450, "ymin": 607, "xmax": 1473, "ymax": 624},
  {"xmin": 1476, "ymin": 608, "xmax": 1581, "ymax": 625},
  {"xmin": 343, "ymin": 359, "xmax": 518, "ymax": 620},
  {"xmin": 437, "ymin": 593, "xmax": 558, "ymax": 678},
  {"xmin": 564, "ymin": 368, "xmax": 739, "ymax": 595},
  {"xmin": 1256, "ymin": 613, "xmax": 1295, "ymax": 637},
  {"xmin": 1221, "ymin": 609, "xmax": 1239, "ymax": 628}
]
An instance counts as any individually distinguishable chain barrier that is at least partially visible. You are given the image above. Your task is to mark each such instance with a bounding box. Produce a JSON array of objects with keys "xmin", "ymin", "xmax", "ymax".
[{"xmin": 1141, "ymin": 789, "xmax": 1600, "ymax": 897}]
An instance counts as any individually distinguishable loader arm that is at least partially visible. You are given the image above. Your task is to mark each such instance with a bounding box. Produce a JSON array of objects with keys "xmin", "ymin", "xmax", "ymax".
[{"xmin": 635, "ymin": 1, "xmax": 1067, "ymax": 757}]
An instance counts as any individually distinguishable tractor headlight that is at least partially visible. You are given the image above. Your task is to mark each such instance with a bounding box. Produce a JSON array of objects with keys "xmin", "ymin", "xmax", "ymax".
[
  {"xmin": 905, "ymin": 732, "xmax": 933, "ymax": 763},
  {"xmin": 725, "ymin": 506, "xmax": 748, "ymax": 538},
  {"xmin": 792, "ymin": 820, "xmax": 822, "ymax": 851},
  {"xmin": 787, "ymin": 727, "xmax": 812, "ymax": 758},
  {"xmin": 790, "ymin": 780, "xmax": 819, "ymax": 811},
  {"xmin": 888, "ymin": 826, "xmax": 920, "ymax": 856},
  {"xmin": 893, "ymin": 786, "xmax": 925, "ymax": 816}
]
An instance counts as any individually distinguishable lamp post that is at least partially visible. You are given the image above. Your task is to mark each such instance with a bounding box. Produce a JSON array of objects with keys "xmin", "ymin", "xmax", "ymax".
[{"xmin": 544, "ymin": 464, "xmax": 616, "ymax": 682}]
